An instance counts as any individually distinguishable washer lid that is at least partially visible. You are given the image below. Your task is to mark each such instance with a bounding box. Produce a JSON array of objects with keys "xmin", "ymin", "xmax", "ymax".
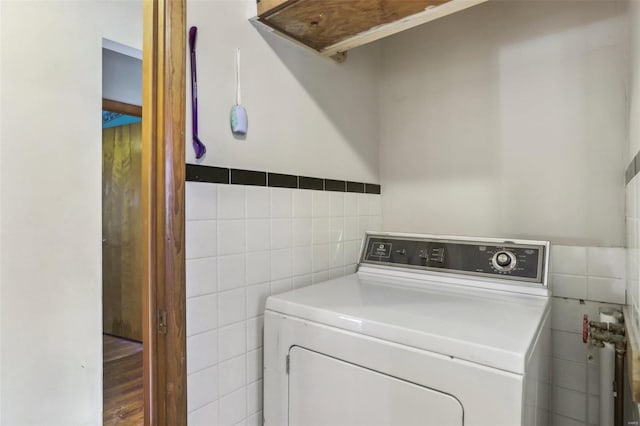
[{"xmin": 266, "ymin": 273, "xmax": 550, "ymax": 374}]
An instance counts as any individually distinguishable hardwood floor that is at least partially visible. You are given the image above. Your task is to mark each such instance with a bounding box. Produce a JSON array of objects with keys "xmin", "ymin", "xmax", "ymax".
[{"xmin": 103, "ymin": 334, "xmax": 144, "ymax": 426}]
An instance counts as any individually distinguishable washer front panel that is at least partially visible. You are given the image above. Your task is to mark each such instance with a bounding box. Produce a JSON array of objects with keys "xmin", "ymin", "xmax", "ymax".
[
  {"xmin": 288, "ymin": 346, "xmax": 463, "ymax": 426},
  {"xmin": 360, "ymin": 233, "xmax": 546, "ymax": 284},
  {"xmin": 263, "ymin": 311, "xmax": 528, "ymax": 426}
]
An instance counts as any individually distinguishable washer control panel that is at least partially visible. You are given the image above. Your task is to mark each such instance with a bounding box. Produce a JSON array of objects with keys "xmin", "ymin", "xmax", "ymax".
[{"xmin": 361, "ymin": 234, "xmax": 546, "ymax": 283}]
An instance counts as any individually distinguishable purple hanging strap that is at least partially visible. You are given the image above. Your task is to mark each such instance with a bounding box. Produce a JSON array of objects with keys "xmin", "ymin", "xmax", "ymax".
[{"xmin": 189, "ymin": 26, "xmax": 206, "ymax": 159}]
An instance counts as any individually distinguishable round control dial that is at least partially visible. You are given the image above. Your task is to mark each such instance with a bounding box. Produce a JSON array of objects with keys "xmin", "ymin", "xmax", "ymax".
[
  {"xmin": 492, "ymin": 250, "xmax": 517, "ymax": 272},
  {"xmin": 496, "ymin": 253, "xmax": 511, "ymax": 266}
]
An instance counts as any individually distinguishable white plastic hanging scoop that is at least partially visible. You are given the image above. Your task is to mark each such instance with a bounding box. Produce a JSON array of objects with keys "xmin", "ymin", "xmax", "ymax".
[{"xmin": 230, "ymin": 48, "xmax": 248, "ymax": 136}]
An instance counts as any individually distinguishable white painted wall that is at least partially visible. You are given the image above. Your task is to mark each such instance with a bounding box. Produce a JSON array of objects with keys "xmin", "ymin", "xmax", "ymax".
[
  {"xmin": 0, "ymin": 2, "xmax": 3, "ymax": 423},
  {"xmin": 186, "ymin": 0, "xmax": 380, "ymax": 183},
  {"xmin": 102, "ymin": 48, "xmax": 142, "ymax": 107},
  {"xmin": 631, "ymin": 1, "xmax": 640, "ymax": 160},
  {"xmin": 0, "ymin": 1, "xmax": 141, "ymax": 424},
  {"xmin": 379, "ymin": 0, "xmax": 628, "ymax": 247}
]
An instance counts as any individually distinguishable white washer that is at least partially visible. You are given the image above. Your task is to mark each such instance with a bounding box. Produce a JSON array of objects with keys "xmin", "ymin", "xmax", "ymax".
[{"xmin": 264, "ymin": 232, "xmax": 551, "ymax": 426}]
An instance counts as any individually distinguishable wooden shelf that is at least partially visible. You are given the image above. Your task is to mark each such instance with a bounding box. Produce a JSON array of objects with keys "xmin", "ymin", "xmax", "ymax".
[{"xmin": 252, "ymin": 0, "xmax": 489, "ymax": 61}]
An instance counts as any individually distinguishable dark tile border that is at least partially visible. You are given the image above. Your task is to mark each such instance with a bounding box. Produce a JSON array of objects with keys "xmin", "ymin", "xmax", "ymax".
[
  {"xmin": 231, "ymin": 169, "xmax": 266, "ymax": 186},
  {"xmin": 299, "ymin": 176, "xmax": 324, "ymax": 190},
  {"xmin": 268, "ymin": 173, "xmax": 297, "ymax": 188},
  {"xmin": 325, "ymin": 179, "xmax": 346, "ymax": 192},
  {"xmin": 186, "ymin": 164, "xmax": 381, "ymax": 194},
  {"xmin": 627, "ymin": 151, "xmax": 640, "ymax": 185},
  {"xmin": 626, "ymin": 162, "xmax": 635, "ymax": 185},
  {"xmin": 346, "ymin": 181, "xmax": 365, "ymax": 193},
  {"xmin": 365, "ymin": 184, "xmax": 381, "ymax": 194},
  {"xmin": 186, "ymin": 164, "xmax": 229, "ymax": 184}
]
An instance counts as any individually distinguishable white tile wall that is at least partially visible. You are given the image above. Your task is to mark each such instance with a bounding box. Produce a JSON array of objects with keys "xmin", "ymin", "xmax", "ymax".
[
  {"xmin": 551, "ymin": 245, "xmax": 626, "ymax": 304},
  {"xmin": 552, "ymin": 246, "xmax": 588, "ymax": 276},
  {"xmin": 187, "ymin": 182, "xmax": 628, "ymax": 426},
  {"xmin": 626, "ymin": 173, "xmax": 640, "ymax": 425},
  {"xmin": 549, "ymin": 297, "xmax": 622, "ymax": 426},
  {"xmin": 550, "ymin": 245, "xmax": 625, "ymax": 426},
  {"xmin": 186, "ymin": 182, "xmax": 382, "ymax": 426},
  {"xmin": 627, "ymin": 176, "xmax": 640, "ymax": 337}
]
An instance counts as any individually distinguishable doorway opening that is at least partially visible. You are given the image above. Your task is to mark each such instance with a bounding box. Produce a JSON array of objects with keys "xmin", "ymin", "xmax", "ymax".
[
  {"xmin": 102, "ymin": 42, "xmax": 144, "ymax": 426},
  {"xmin": 99, "ymin": 2, "xmax": 188, "ymax": 424}
]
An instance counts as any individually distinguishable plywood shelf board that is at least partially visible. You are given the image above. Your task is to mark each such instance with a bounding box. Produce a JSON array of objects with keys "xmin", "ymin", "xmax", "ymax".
[
  {"xmin": 319, "ymin": 0, "xmax": 489, "ymax": 57},
  {"xmin": 255, "ymin": 0, "xmax": 490, "ymax": 60},
  {"xmin": 251, "ymin": 17, "xmax": 322, "ymax": 54},
  {"xmin": 261, "ymin": 0, "xmax": 451, "ymax": 50},
  {"xmin": 257, "ymin": 0, "xmax": 293, "ymax": 17}
]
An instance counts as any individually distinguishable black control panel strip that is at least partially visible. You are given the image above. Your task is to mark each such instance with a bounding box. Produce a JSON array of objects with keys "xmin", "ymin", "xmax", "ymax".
[{"xmin": 360, "ymin": 234, "xmax": 546, "ymax": 284}]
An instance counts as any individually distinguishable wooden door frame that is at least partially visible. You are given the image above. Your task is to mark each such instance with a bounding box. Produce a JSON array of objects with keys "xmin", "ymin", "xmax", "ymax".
[
  {"xmin": 103, "ymin": 99, "xmax": 143, "ymax": 117},
  {"xmin": 142, "ymin": 0, "xmax": 187, "ymax": 425}
]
